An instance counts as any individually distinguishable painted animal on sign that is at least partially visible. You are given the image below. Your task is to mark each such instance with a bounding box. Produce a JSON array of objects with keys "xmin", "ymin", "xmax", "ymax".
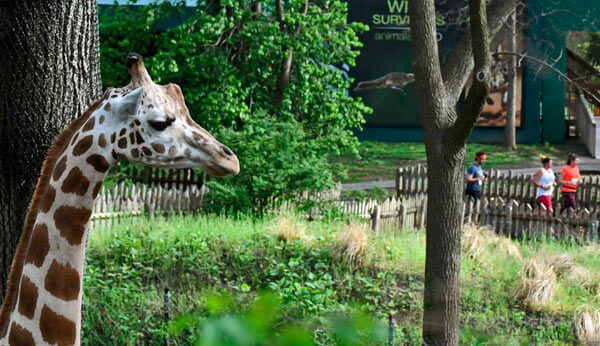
[{"xmin": 0, "ymin": 53, "xmax": 239, "ymax": 345}]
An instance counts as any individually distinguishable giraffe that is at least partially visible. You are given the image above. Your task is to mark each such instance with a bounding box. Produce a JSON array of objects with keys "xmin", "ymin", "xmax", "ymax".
[{"xmin": 0, "ymin": 53, "xmax": 239, "ymax": 345}]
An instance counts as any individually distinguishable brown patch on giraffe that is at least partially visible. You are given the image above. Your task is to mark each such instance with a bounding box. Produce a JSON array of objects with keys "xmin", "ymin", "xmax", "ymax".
[
  {"xmin": 111, "ymin": 132, "xmax": 116, "ymax": 143},
  {"xmin": 86, "ymin": 154, "xmax": 110, "ymax": 173},
  {"xmin": 119, "ymin": 128, "xmax": 126, "ymax": 137},
  {"xmin": 85, "ymin": 154, "xmax": 110, "ymax": 173},
  {"xmin": 82, "ymin": 117, "xmax": 95, "ymax": 132},
  {"xmin": 70, "ymin": 133, "xmax": 79, "ymax": 146},
  {"xmin": 118, "ymin": 137, "xmax": 127, "ymax": 149},
  {"xmin": 52, "ymin": 156, "xmax": 67, "ymax": 181},
  {"xmin": 0, "ymin": 89, "xmax": 109, "ymax": 340},
  {"xmin": 192, "ymin": 132, "xmax": 204, "ymax": 141},
  {"xmin": 168, "ymin": 146, "xmax": 178, "ymax": 156},
  {"xmin": 61, "ymin": 167, "xmax": 90, "ymax": 196},
  {"xmin": 8, "ymin": 322, "xmax": 34, "ymax": 346},
  {"xmin": 54, "ymin": 206, "xmax": 92, "ymax": 246},
  {"xmin": 111, "ymin": 150, "xmax": 119, "ymax": 161},
  {"xmin": 111, "ymin": 94, "xmax": 118, "ymax": 98},
  {"xmin": 98, "ymin": 134, "xmax": 107, "ymax": 148},
  {"xmin": 134, "ymin": 119, "xmax": 141, "ymax": 126},
  {"xmin": 40, "ymin": 186, "xmax": 55, "ymax": 213},
  {"xmin": 129, "ymin": 132, "xmax": 136, "ymax": 145},
  {"xmin": 135, "ymin": 131, "xmax": 145, "ymax": 144},
  {"xmin": 72, "ymin": 135, "xmax": 93, "ymax": 156},
  {"xmin": 17, "ymin": 276, "xmax": 38, "ymax": 319},
  {"xmin": 25, "ymin": 224, "xmax": 50, "ymax": 267},
  {"xmin": 148, "ymin": 104, "xmax": 154, "ymax": 108},
  {"xmin": 129, "ymin": 122, "xmax": 135, "ymax": 128},
  {"xmin": 184, "ymin": 148, "xmax": 192, "ymax": 156},
  {"xmin": 142, "ymin": 147, "xmax": 152, "ymax": 156},
  {"xmin": 44, "ymin": 260, "xmax": 79, "ymax": 301},
  {"xmin": 103, "ymin": 102, "xmax": 111, "ymax": 111},
  {"xmin": 131, "ymin": 148, "xmax": 140, "ymax": 158},
  {"xmin": 40, "ymin": 305, "xmax": 76, "ymax": 346},
  {"xmin": 151, "ymin": 142, "xmax": 166, "ymax": 154},
  {"xmin": 99, "ymin": 115, "xmax": 105, "ymax": 124},
  {"xmin": 177, "ymin": 138, "xmax": 184, "ymax": 146},
  {"xmin": 92, "ymin": 182, "xmax": 102, "ymax": 198}
]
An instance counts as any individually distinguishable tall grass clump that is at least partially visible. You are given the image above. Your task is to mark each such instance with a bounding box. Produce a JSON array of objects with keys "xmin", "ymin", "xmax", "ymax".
[
  {"xmin": 515, "ymin": 257, "xmax": 558, "ymax": 310},
  {"xmin": 462, "ymin": 225, "xmax": 521, "ymax": 260},
  {"xmin": 272, "ymin": 215, "xmax": 306, "ymax": 243},
  {"xmin": 334, "ymin": 223, "xmax": 369, "ymax": 268},
  {"xmin": 573, "ymin": 309, "xmax": 600, "ymax": 343}
]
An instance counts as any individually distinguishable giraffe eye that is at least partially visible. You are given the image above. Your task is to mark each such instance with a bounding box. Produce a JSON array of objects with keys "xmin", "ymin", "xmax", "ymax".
[{"xmin": 148, "ymin": 118, "xmax": 175, "ymax": 131}]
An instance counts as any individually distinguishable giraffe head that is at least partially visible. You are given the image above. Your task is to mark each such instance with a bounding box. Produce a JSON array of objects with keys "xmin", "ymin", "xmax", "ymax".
[{"xmin": 102, "ymin": 54, "xmax": 239, "ymax": 176}]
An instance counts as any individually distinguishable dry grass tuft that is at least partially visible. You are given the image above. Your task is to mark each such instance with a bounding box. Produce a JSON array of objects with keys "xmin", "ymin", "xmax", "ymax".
[
  {"xmin": 273, "ymin": 216, "xmax": 306, "ymax": 243},
  {"xmin": 573, "ymin": 309, "xmax": 600, "ymax": 343},
  {"xmin": 334, "ymin": 223, "xmax": 369, "ymax": 268},
  {"xmin": 569, "ymin": 265, "xmax": 600, "ymax": 295},
  {"xmin": 462, "ymin": 225, "xmax": 487, "ymax": 259},
  {"xmin": 462, "ymin": 225, "xmax": 521, "ymax": 260},
  {"xmin": 515, "ymin": 257, "xmax": 557, "ymax": 310},
  {"xmin": 494, "ymin": 237, "xmax": 522, "ymax": 260},
  {"xmin": 546, "ymin": 254, "xmax": 575, "ymax": 273}
]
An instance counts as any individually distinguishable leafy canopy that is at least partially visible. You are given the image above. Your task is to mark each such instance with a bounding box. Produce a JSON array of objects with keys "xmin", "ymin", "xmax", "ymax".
[{"xmin": 99, "ymin": 0, "xmax": 370, "ymax": 210}]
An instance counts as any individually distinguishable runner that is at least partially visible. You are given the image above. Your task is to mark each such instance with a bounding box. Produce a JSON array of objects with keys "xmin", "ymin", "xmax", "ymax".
[
  {"xmin": 532, "ymin": 155, "xmax": 556, "ymax": 215},
  {"xmin": 558, "ymin": 153, "xmax": 580, "ymax": 215},
  {"xmin": 465, "ymin": 152, "xmax": 486, "ymax": 201}
]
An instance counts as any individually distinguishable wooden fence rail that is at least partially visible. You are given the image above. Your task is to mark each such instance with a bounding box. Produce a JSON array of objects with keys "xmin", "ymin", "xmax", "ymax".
[{"xmin": 396, "ymin": 164, "xmax": 600, "ymax": 209}]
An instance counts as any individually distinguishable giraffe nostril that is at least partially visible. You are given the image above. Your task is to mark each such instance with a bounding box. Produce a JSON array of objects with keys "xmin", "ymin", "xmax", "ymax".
[{"xmin": 221, "ymin": 146, "xmax": 233, "ymax": 157}]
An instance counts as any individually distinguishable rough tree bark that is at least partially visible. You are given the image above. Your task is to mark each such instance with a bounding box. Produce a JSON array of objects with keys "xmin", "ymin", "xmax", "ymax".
[
  {"xmin": 504, "ymin": 12, "xmax": 517, "ymax": 149},
  {"xmin": 408, "ymin": 0, "xmax": 518, "ymax": 344},
  {"xmin": 0, "ymin": 1, "xmax": 101, "ymax": 301}
]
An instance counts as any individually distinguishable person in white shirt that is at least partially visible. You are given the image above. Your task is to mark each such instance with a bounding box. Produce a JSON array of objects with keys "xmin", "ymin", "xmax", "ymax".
[{"xmin": 532, "ymin": 155, "xmax": 557, "ymax": 215}]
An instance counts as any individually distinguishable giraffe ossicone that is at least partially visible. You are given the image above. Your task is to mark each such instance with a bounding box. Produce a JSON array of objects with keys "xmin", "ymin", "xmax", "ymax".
[{"xmin": 0, "ymin": 54, "xmax": 239, "ymax": 345}]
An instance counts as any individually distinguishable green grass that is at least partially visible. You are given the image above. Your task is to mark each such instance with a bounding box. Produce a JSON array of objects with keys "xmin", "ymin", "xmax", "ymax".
[
  {"xmin": 333, "ymin": 142, "xmax": 567, "ymax": 183},
  {"xmin": 83, "ymin": 214, "xmax": 600, "ymax": 344}
]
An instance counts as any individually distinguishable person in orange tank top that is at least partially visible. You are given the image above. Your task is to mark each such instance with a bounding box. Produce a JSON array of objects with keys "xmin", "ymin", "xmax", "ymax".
[{"xmin": 558, "ymin": 153, "xmax": 580, "ymax": 215}]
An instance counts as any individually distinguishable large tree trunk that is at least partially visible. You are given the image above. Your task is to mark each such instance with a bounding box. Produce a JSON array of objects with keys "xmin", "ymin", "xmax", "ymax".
[
  {"xmin": 422, "ymin": 144, "xmax": 466, "ymax": 344},
  {"xmin": 0, "ymin": 0, "xmax": 101, "ymax": 300},
  {"xmin": 504, "ymin": 12, "xmax": 517, "ymax": 149}
]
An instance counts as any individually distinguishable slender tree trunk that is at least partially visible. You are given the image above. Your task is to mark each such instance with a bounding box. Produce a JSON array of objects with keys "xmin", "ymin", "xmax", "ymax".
[
  {"xmin": 272, "ymin": 50, "xmax": 293, "ymax": 106},
  {"xmin": 0, "ymin": 0, "xmax": 101, "ymax": 300},
  {"xmin": 504, "ymin": 12, "xmax": 517, "ymax": 149}
]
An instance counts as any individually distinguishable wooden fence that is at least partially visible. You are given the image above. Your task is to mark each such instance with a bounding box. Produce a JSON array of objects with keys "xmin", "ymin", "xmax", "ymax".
[
  {"xmin": 89, "ymin": 183, "xmax": 600, "ymax": 244},
  {"xmin": 118, "ymin": 166, "xmax": 206, "ymax": 189},
  {"xmin": 396, "ymin": 164, "xmax": 600, "ymax": 209},
  {"xmin": 463, "ymin": 197, "xmax": 599, "ymax": 243},
  {"xmin": 90, "ymin": 182, "xmax": 203, "ymax": 232}
]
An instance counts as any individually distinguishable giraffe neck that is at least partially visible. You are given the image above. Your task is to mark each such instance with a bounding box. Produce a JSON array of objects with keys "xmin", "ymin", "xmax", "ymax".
[{"xmin": 0, "ymin": 97, "xmax": 116, "ymax": 345}]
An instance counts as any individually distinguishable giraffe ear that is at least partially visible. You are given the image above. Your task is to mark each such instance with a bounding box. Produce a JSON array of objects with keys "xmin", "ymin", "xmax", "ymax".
[{"xmin": 112, "ymin": 87, "xmax": 143, "ymax": 118}]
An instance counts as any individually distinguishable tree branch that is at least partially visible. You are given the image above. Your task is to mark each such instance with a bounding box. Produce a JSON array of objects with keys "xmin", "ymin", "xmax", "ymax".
[
  {"xmin": 294, "ymin": 0, "xmax": 308, "ymax": 35},
  {"xmin": 408, "ymin": 0, "xmax": 448, "ymax": 131},
  {"xmin": 494, "ymin": 51, "xmax": 600, "ymax": 105},
  {"xmin": 448, "ymin": 0, "xmax": 491, "ymax": 147},
  {"xmin": 442, "ymin": 0, "xmax": 520, "ymax": 103},
  {"xmin": 276, "ymin": 0, "xmax": 286, "ymax": 31}
]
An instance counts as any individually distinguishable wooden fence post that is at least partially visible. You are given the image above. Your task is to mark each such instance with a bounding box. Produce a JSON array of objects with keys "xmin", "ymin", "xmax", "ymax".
[
  {"xmin": 371, "ymin": 204, "xmax": 381, "ymax": 233},
  {"xmin": 504, "ymin": 202, "xmax": 513, "ymax": 237}
]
